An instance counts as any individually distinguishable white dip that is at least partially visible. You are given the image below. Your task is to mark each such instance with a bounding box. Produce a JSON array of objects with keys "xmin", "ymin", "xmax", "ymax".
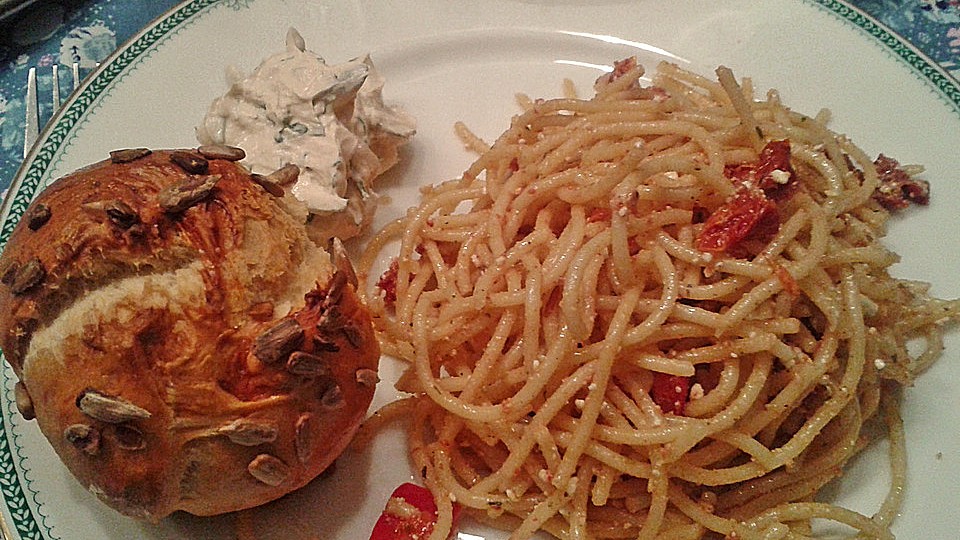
[{"xmin": 196, "ymin": 28, "xmax": 415, "ymax": 240}]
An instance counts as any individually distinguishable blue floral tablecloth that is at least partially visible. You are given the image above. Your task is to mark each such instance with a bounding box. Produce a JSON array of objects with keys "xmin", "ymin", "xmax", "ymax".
[{"xmin": 1, "ymin": 0, "xmax": 959, "ymax": 197}]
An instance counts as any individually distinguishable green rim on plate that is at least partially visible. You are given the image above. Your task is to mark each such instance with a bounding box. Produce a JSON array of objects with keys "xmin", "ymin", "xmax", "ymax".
[{"xmin": 0, "ymin": 0, "xmax": 957, "ymax": 537}]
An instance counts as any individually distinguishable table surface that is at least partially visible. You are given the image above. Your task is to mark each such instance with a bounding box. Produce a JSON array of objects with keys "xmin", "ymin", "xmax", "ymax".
[{"xmin": 1, "ymin": 0, "xmax": 959, "ymax": 197}]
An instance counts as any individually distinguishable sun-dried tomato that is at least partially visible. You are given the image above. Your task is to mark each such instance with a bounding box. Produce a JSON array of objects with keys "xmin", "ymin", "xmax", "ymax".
[
  {"xmin": 697, "ymin": 140, "xmax": 796, "ymax": 254},
  {"xmin": 376, "ymin": 259, "xmax": 400, "ymax": 306},
  {"xmin": 756, "ymin": 140, "xmax": 796, "ymax": 201},
  {"xmin": 725, "ymin": 140, "xmax": 796, "ymax": 200},
  {"xmin": 651, "ymin": 372, "xmax": 691, "ymax": 415},
  {"xmin": 597, "ymin": 56, "xmax": 638, "ymax": 86},
  {"xmin": 872, "ymin": 154, "xmax": 930, "ymax": 210},
  {"xmin": 695, "ymin": 188, "xmax": 778, "ymax": 253}
]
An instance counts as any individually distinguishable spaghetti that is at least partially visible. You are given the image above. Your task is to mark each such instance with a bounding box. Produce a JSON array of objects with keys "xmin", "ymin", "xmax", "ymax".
[{"xmin": 358, "ymin": 59, "xmax": 959, "ymax": 539}]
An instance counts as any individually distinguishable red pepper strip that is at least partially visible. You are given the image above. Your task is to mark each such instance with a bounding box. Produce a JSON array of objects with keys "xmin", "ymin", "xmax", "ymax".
[
  {"xmin": 651, "ymin": 372, "xmax": 691, "ymax": 415},
  {"xmin": 695, "ymin": 188, "xmax": 778, "ymax": 253},
  {"xmin": 370, "ymin": 483, "xmax": 461, "ymax": 540}
]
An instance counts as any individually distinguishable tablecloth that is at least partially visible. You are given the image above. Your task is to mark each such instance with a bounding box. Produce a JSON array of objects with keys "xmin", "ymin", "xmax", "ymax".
[{"xmin": 1, "ymin": 0, "xmax": 959, "ymax": 197}]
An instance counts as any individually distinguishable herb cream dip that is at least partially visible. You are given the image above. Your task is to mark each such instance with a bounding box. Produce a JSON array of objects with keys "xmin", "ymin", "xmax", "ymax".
[{"xmin": 197, "ymin": 28, "xmax": 415, "ymax": 240}]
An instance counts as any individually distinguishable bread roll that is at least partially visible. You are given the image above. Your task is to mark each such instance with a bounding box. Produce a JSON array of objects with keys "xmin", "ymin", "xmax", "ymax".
[{"xmin": 0, "ymin": 147, "xmax": 380, "ymax": 521}]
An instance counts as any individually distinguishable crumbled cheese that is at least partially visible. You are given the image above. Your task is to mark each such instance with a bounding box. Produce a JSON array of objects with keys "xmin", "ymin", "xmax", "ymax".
[{"xmin": 769, "ymin": 169, "xmax": 791, "ymax": 184}]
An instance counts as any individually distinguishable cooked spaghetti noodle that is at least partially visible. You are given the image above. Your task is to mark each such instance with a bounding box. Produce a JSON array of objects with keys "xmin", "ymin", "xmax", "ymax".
[{"xmin": 358, "ymin": 60, "xmax": 959, "ymax": 539}]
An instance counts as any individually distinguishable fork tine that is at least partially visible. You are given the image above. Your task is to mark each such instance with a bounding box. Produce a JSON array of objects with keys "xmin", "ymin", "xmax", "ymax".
[
  {"xmin": 22, "ymin": 62, "xmax": 87, "ymax": 160},
  {"xmin": 23, "ymin": 67, "xmax": 39, "ymax": 159},
  {"xmin": 52, "ymin": 64, "xmax": 61, "ymax": 111}
]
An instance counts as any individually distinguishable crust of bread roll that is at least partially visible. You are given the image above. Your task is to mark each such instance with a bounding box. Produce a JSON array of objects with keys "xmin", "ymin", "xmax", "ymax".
[{"xmin": 0, "ymin": 148, "xmax": 380, "ymax": 520}]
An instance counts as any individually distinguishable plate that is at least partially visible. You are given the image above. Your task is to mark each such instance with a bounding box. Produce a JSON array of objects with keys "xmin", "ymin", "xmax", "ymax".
[{"xmin": 2, "ymin": 0, "xmax": 959, "ymax": 538}]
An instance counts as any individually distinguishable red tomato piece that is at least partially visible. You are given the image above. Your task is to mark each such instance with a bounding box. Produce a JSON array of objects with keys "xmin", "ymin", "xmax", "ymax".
[
  {"xmin": 598, "ymin": 56, "xmax": 638, "ymax": 85},
  {"xmin": 724, "ymin": 162, "xmax": 755, "ymax": 184},
  {"xmin": 723, "ymin": 140, "xmax": 795, "ymax": 201},
  {"xmin": 376, "ymin": 259, "xmax": 400, "ymax": 306},
  {"xmin": 370, "ymin": 483, "xmax": 461, "ymax": 540},
  {"xmin": 695, "ymin": 188, "xmax": 778, "ymax": 253},
  {"xmin": 754, "ymin": 139, "xmax": 796, "ymax": 201},
  {"xmin": 873, "ymin": 153, "xmax": 930, "ymax": 210},
  {"xmin": 651, "ymin": 373, "xmax": 691, "ymax": 415}
]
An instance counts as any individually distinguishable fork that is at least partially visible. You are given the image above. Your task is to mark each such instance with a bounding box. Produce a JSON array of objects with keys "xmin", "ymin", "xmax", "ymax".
[{"xmin": 22, "ymin": 62, "xmax": 82, "ymax": 159}]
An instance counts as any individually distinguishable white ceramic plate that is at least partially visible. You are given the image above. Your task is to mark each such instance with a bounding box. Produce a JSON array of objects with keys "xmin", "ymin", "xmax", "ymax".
[{"xmin": 2, "ymin": 0, "xmax": 958, "ymax": 538}]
